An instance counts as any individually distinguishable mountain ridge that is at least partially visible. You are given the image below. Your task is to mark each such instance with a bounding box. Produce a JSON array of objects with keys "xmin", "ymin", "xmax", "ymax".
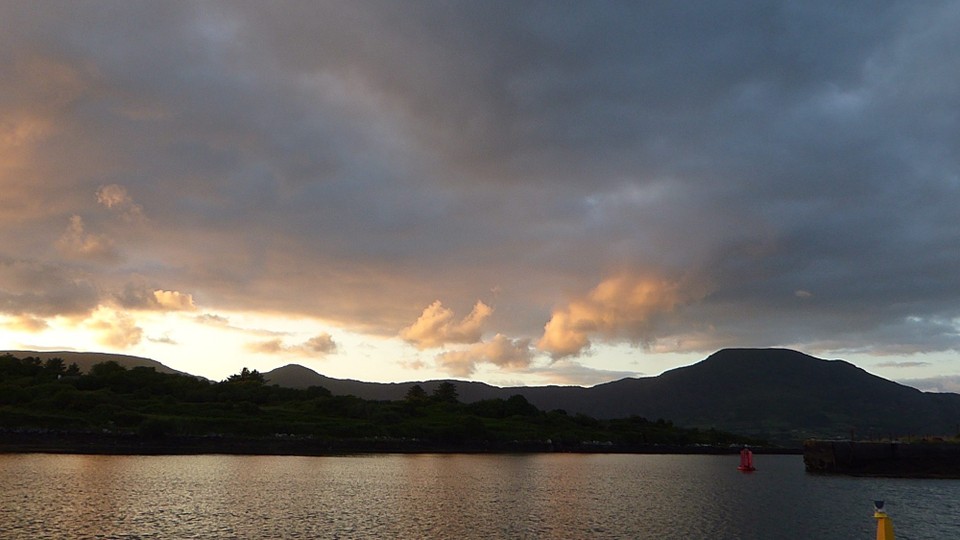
[
  {"xmin": 253, "ymin": 348, "xmax": 960, "ymax": 442},
  {"xmin": 7, "ymin": 347, "xmax": 958, "ymax": 443},
  {"xmin": 0, "ymin": 350, "xmax": 194, "ymax": 377}
]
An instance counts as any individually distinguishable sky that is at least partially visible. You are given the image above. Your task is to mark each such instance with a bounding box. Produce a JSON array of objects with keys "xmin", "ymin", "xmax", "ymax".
[{"xmin": 2, "ymin": 1, "xmax": 960, "ymax": 391}]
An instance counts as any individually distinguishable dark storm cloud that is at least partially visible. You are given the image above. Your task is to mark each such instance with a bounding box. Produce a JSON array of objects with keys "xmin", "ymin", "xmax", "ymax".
[{"xmin": 2, "ymin": 1, "xmax": 960, "ymax": 364}]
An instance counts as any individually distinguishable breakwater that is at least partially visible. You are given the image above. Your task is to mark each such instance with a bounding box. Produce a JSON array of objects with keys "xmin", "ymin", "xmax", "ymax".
[{"xmin": 804, "ymin": 439, "xmax": 960, "ymax": 478}]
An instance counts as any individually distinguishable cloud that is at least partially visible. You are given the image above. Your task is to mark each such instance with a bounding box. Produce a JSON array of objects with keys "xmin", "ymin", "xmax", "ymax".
[
  {"xmin": 4, "ymin": 315, "xmax": 50, "ymax": 333},
  {"xmin": 435, "ymin": 334, "xmax": 533, "ymax": 377},
  {"xmin": 95, "ymin": 184, "xmax": 132, "ymax": 208},
  {"xmin": 304, "ymin": 333, "xmax": 337, "ymax": 355},
  {"xmin": 899, "ymin": 376, "xmax": 960, "ymax": 394},
  {"xmin": 0, "ymin": 257, "xmax": 101, "ymax": 318},
  {"xmin": 152, "ymin": 290, "xmax": 197, "ymax": 311},
  {"xmin": 56, "ymin": 216, "xmax": 117, "ymax": 261},
  {"xmin": 87, "ymin": 309, "xmax": 143, "ymax": 349},
  {"xmin": 196, "ymin": 313, "xmax": 230, "ymax": 326},
  {"xmin": 148, "ymin": 333, "xmax": 178, "ymax": 345},
  {"xmin": 524, "ymin": 360, "xmax": 641, "ymax": 388},
  {"xmin": 97, "ymin": 184, "xmax": 145, "ymax": 222},
  {"xmin": 3, "ymin": 2, "xmax": 960, "ymax": 384},
  {"xmin": 114, "ymin": 283, "xmax": 198, "ymax": 312},
  {"xmin": 538, "ymin": 274, "xmax": 700, "ymax": 359},
  {"xmin": 247, "ymin": 339, "xmax": 284, "ymax": 354},
  {"xmin": 400, "ymin": 300, "xmax": 493, "ymax": 349},
  {"xmin": 246, "ymin": 333, "xmax": 338, "ymax": 357},
  {"xmin": 193, "ymin": 313, "xmax": 288, "ymax": 337},
  {"xmin": 876, "ymin": 361, "xmax": 932, "ymax": 369}
]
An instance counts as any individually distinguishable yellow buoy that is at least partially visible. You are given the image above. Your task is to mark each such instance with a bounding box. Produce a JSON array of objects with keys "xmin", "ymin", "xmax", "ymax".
[{"xmin": 873, "ymin": 501, "xmax": 895, "ymax": 540}]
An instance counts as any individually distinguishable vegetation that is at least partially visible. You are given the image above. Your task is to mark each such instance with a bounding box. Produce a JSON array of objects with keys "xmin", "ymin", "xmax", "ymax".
[{"xmin": 0, "ymin": 353, "xmax": 762, "ymax": 450}]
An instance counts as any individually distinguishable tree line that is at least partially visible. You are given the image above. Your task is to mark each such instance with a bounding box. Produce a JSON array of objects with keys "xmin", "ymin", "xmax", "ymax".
[{"xmin": 0, "ymin": 353, "xmax": 762, "ymax": 448}]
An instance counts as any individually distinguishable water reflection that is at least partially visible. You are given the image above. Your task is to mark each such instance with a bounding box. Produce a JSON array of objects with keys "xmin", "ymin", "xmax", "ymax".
[{"xmin": 1, "ymin": 453, "xmax": 959, "ymax": 539}]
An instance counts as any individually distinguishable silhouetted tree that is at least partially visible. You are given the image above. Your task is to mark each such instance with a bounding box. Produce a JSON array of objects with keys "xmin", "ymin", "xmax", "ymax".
[
  {"xmin": 90, "ymin": 361, "xmax": 126, "ymax": 377},
  {"xmin": 504, "ymin": 394, "xmax": 539, "ymax": 417},
  {"xmin": 405, "ymin": 384, "xmax": 428, "ymax": 402},
  {"xmin": 431, "ymin": 382, "xmax": 459, "ymax": 404},
  {"xmin": 305, "ymin": 385, "xmax": 332, "ymax": 398},
  {"xmin": 23, "ymin": 356, "xmax": 42, "ymax": 369},
  {"xmin": 225, "ymin": 367, "xmax": 265, "ymax": 384},
  {"xmin": 43, "ymin": 358, "xmax": 66, "ymax": 376}
]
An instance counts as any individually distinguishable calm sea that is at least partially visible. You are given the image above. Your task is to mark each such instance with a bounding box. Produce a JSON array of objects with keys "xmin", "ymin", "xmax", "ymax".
[{"xmin": 1, "ymin": 452, "xmax": 957, "ymax": 539}]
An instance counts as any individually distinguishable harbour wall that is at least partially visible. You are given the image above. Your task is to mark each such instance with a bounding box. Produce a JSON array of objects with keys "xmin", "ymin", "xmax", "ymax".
[{"xmin": 804, "ymin": 439, "xmax": 960, "ymax": 478}]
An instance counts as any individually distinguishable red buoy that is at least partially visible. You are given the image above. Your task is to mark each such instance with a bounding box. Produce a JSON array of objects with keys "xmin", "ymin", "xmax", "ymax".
[{"xmin": 738, "ymin": 447, "xmax": 756, "ymax": 472}]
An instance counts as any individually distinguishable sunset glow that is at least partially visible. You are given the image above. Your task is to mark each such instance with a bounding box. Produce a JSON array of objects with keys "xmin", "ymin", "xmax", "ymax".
[{"xmin": 3, "ymin": 2, "xmax": 960, "ymax": 390}]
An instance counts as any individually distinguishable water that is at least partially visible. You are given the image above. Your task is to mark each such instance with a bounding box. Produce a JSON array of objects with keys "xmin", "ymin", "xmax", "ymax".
[{"xmin": 1, "ymin": 453, "xmax": 958, "ymax": 539}]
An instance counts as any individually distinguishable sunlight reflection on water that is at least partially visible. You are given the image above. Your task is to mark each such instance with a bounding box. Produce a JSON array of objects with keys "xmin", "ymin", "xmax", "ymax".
[{"xmin": 1, "ymin": 453, "xmax": 959, "ymax": 539}]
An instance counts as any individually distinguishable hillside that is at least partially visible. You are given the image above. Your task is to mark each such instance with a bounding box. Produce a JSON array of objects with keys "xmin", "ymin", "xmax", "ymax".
[
  {"xmin": 8, "ymin": 348, "xmax": 960, "ymax": 443},
  {"xmin": 264, "ymin": 349, "xmax": 960, "ymax": 443},
  {"xmin": 263, "ymin": 364, "xmax": 517, "ymax": 402},
  {"xmin": 0, "ymin": 352, "xmax": 758, "ymax": 453},
  {"xmin": 0, "ymin": 350, "xmax": 194, "ymax": 377},
  {"xmin": 549, "ymin": 349, "xmax": 960, "ymax": 442}
]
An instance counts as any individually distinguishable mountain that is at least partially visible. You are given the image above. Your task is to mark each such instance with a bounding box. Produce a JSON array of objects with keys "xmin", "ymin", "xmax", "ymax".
[
  {"xmin": 526, "ymin": 348, "xmax": 960, "ymax": 442},
  {"xmin": 10, "ymin": 348, "xmax": 960, "ymax": 443},
  {"xmin": 265, "ymin": 349, "xmax": 960, "ymax": 443},
  {"xmin": 1, "ymin": 350, "xmax": 195, "ymax": 377},
  {"xmin": 263, "ymin": 364, "xmax": 516, "ymax": 402}
]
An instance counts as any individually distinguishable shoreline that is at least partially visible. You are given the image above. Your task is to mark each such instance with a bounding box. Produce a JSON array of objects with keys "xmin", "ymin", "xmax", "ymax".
[{"xmin": 0, "ymin": 430, "xmax": 801, "ymax": 457}]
